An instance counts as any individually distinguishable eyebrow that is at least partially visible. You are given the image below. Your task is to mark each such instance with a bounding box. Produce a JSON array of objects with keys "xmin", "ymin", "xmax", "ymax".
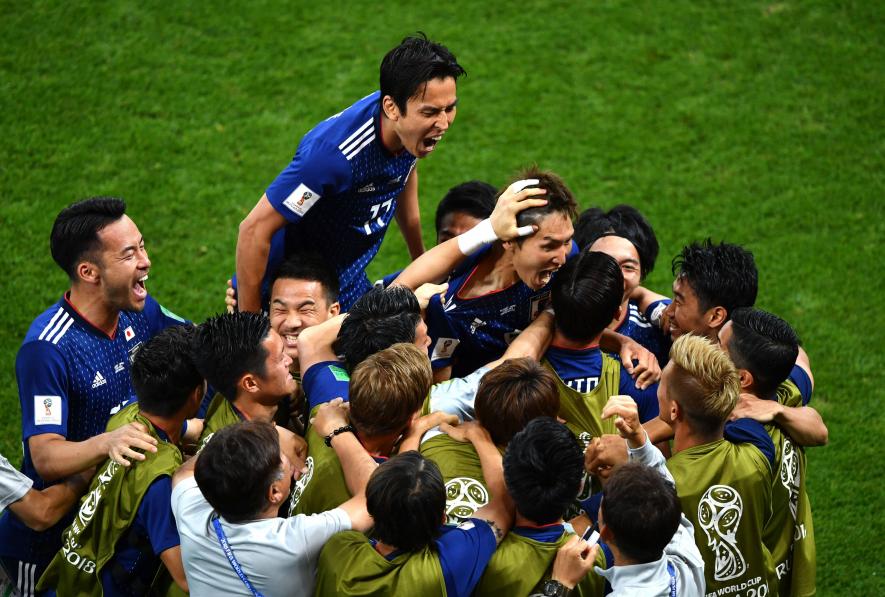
[
  {"xmin": 118, "ymin": 236, "xmax": 144, "ymax": 256},
  {"xmin": 420, "ymin": 98, "xmax": 459, "ymax": 112}
]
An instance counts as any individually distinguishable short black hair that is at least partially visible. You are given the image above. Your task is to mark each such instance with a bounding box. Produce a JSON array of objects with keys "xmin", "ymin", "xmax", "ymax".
[
  {"xmin": 434, "ymin": 181, "xmax": 497, "ymax": 234},
  {"xmin": 602, "ymin": 462, "xmax": 682, "ymax": 563},
  {"xmin": 50, "ymin": 197, "xmax": 127, "ymax": 280},
  {"xmin": 131, "ymin": 326, "xmax": 203, "ymax": 418},
  {"xmin": 367, "ymin": 451, "xmax": 445, "ymax": 551},
  {"xmin": 507, "ymin": 167, "xmax": 578, "ymax": 242},
  {"xmin": 195, "ymin": 421, "xmax": 282, "ymax": 523},
  {"xmin": 574, "ymin": 205, "xmax": 659, "ymax": 280},
  {"xmin": 380, "ymin": 33, "xmax": 465, "ymax": 114},
  {"xmin": 727, "ymin": 308, "xmax": 800, "ymax": 397},
  {"xmin": 503, "ymin": 418, "xmax": 584, "ymax": 525},
  {"xmin": 192, "ymin": 312, "xmax": 271, "ymax": 400},
  {"xmin": 672, "ymin": 239, "xmax": 758, "ymax": 316},
  {"xmin": 334, "ymin": 286, "xmax": 421, "ymax": 372},
  {"xmin": 552, "ymin": 251, "xmax": 623, "ymax": 342},
  {"xmin": 270, "ymin": 252, "xmax": 340, "ymax": 305}
]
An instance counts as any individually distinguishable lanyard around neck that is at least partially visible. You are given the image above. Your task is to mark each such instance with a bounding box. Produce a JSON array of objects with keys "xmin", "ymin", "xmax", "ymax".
[{"xmin": 212, "ymin": 515, "xmax": 265, "ymax": 597}]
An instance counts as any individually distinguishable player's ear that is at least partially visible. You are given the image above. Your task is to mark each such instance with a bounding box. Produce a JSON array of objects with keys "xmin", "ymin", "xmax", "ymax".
[
  {"xmin": 737, "ymin": 368, "xmax": 754, "ymax": 391},
  {"xmin": 707, "ymin": 306, "xmax": 728, "ymax": 330},
  {"xmin": 328, "ymin": 302, "xmax": 341, "ymax": 317},
  {"xmin": 76, "ymin": 260, "xmax": 101, "ymax": 285},
  {"xmin": 240, "ymin": 372, "xmax": 260, "ymax": 395},
  {"xmin": 381, "ymin": 95, "xmax": 401, "ymax": 121}
]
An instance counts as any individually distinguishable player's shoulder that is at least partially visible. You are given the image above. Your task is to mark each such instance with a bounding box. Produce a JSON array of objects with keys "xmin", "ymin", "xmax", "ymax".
[
  {"xmin": 20, "ymin": 296, "xmax": 87, "ymax": 355},
  {"xmin": 303, "ymin": 91, "xmax": 380, "ymax": 160}
]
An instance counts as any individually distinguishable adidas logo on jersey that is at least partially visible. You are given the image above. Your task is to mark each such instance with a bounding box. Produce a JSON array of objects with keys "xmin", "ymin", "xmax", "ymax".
[
  {"xmin": 499, "ymin": 304, "xmax": 516, "ymax": 315},
  {"xmin": 386, "ymin": 176, "xmax": 402, "ymax": 186},
  {"xmin": 469, "ymin": 318, "xmax": 486, "ymax": 334},
  {"xmin": 357, "ymin": 183, "xmax": 376, "ymax": 193},
  {"xmin": 91, "ymin": 371, "xmax": 107, "ymax": 389}
]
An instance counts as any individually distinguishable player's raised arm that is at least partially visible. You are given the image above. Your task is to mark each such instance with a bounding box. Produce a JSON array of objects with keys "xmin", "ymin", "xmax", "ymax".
[
  {"xmin": 236, "ymin": 194, "xmax": 288, "ymax": 313},
  {"xmin": 395, "ymin": 167, "xmax": 426, "ymax": 260},
  {"xmin": 393, "ymin": 179, "xmax": 547, "ymax": 290}
]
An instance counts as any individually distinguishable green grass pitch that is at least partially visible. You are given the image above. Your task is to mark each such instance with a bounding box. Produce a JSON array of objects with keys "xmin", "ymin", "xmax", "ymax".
[{"xmin": 0, "ymin": 1, "xmax": 882, "ymax": 592}]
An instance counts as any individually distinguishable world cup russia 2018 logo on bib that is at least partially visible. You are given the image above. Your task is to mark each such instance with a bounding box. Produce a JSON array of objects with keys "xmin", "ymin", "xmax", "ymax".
[
  {"xmin": 698, "ymin": 484, "xmax": 748, "ymax": 581},
  {"xmin": 287, "ymin": 456, "xmax": 315, "ymax": 516}
]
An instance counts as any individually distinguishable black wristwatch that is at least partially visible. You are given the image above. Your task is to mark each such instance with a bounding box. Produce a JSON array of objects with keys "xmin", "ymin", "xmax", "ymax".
[{"xmin": 541, "ymin": 579, "xmax": 571, "ymax": 597}]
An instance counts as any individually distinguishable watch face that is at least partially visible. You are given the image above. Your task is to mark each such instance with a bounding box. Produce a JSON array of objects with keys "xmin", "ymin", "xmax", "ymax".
[{"xmin": 542, "ymin": 580, "xmax": 565, "ymax": 596}]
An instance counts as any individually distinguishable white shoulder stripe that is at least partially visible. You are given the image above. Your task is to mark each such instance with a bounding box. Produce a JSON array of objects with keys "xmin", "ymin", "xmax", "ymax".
[
  {"xmin": 38, "ymin": 308, "xmax": 64, "ymax": 341},
  {"xmin": 345, "ymin": 134, "xmax": 375, "ymax": 161},
  {"xmin": 338, "ymin": 118, "xmax": 373, "ymax": 151},
  {"xmin": 42, "ymin": 312, "xmax": 70, "ymax": 344},
  {"xmin": 340, "ymin": 127, "xmax": 374, "ymax": 157},
  {"xmin": 52, "ymin": 317, "xmax": 75, "ymax": 344}
]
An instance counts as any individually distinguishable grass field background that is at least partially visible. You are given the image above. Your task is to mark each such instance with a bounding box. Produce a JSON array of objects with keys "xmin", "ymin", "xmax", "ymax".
[{"xmin": 1, "ymin": 1, "xmax": 882, "ymax": 592}]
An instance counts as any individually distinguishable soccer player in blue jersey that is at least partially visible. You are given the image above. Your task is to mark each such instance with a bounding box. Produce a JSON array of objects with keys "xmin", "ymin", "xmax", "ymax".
[
  {"xmin": 546, "ymin": 250, "xmax": 660, "ymax": 412},
  {"xmin": 394, "ymin": 168, "xmax": 575, "ymax": 378},
  {"xmin": 0, "ymin": 197, "xmax": 188, "ymax": 594},
  {"xmin": 236, "ymin": 34, "xmax": 465, "ymax": 312},
  {"xmin": 395, "ymin": 169, "xmax": 660, "ymax": 385},
  {"xmin": 575, "ymin": 204, "xmax": 672, "ymax": 365}
]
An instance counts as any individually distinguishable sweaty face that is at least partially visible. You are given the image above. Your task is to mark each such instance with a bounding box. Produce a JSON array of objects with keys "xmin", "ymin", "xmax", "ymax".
[
  {"xmin": 589, "ymin": 235, "xmax": 642, "ymax": 303},
  {"xmin": 93, "ymin": 215, "xmax": 151, "ymax": 312},
  {"xmin": 510, "ymin": 213, "xmax": 574, "ymax": 290},
  {"xmin": 391, "ymin": 77, "xmax": 458, "ymax": 159},
  {"xmin": 256, "ymin": 329, "xmax": 297, "ymax": 402},
  {"xmin": 269, "ymin": 278, "xmax": 338, "ymax": 367},
  {"xmin": 437, "ymin": 211, "xmax": 483, "ymax": 245},
  {"xmin": 665, "ymin": 276, "xmax": 713, "ymax": 341}
]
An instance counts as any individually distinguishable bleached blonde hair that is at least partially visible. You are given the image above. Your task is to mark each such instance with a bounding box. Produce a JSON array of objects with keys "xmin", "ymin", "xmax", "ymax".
[{"xmin": 667, "ymin": 334, "xmax": 740, "ymax": 431}]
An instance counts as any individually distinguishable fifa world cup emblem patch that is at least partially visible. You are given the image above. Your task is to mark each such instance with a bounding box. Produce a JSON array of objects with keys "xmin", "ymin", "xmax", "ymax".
[
  {"xmin": 43, "ymin": 398, "xmax": 53, "ymax": 416},
  {"xmin": 698, "ymin": 484, "xmax": 748, "ymax": 581}
]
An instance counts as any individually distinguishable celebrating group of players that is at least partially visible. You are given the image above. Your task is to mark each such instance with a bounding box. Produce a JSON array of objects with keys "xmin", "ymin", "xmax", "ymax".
[{"xmin": 0, "ymin": 34, "xmax": 827, "ymax": 597}]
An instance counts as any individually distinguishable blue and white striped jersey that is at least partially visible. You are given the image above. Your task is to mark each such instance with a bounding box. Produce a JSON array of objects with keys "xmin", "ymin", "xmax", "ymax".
[
  {"xmin": 265, "ymin": 91, "xmax": 417, "ymax": 310},
  {"xmin": 614, "ymin": 298, "xmax": 672, "ymax": 366},
  {"xmin": 0, "ymin": 293, "xmax": 184, "ymax": 570}
]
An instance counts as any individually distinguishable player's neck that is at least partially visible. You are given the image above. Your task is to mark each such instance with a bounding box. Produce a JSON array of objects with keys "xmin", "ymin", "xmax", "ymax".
[
  {"xmin": 551, "ymin": 329, "xmax": 601, "ymax": 351},
  {"xmin": 141, "ymin": 411, "xmax": 186, "ymax": 446},
  {"xmin": 481, "ymin": 244, "xmax": 519, "ymax": 287},
  {"xmin": 607, "ymin": 297, "xmax": 630, "ymax": 330},
  {"xmin": 672, "ymin": 422, "xmax": 724, "ymax": 453},
  {"xmin": 514, "ymin": 513, "xmax": 563, "ymax": 528},
  {"xmin": 373, "ymin": 539, "xmax": 401, "ymax": 557},
  {"xmin": 67, "ymin": 286, "xmax": 120, "ymax": 337},
  {"xmin": 379, "ymin": 113, "xmax": 403, "ymax": 154},
  {"xmin": 232, "ymin": 396, "xmax": 279, "ymax": 424}
]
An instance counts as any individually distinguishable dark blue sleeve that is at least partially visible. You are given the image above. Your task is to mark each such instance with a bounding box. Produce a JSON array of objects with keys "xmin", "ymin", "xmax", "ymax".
[
  {"xmin": 618, "ymin": 368, "xmax": 660, "ymax": 423},
  {"xmin": 302, "ymin": 360, "xmax": 351, "ymax": 411},
  {"xmin": 16, "ymin": 341, "xmax": 69, "ymax": 440},
  {"xmin": 137, "ymin": 476, "xmax": 180, "ymax": 555},
  {"xmin": 579, "ymin": 492, "xmax": 604, "ymax": 524},
  {"xmin": 377, "ymin": 269, "xmax": 403, "ymax": 288},
  {"xmin": 426, "ymin": 293, "xmax": 461, "ymax": 369},
  {"xmin": 789, "ymin": 365, "xmax": 813, "ymax": 405},
  {"xmin": 265, "ymin": 140, "xmax": 350, "ymax": 223},
  {"xmin": 644, "ymin": 298, "xmax": 672, "ymax": 327},
  {"xmin": 436, "ymin": 519, "xmax": 498, "ymax": 597},
  {"xmin": 724, "ymin": 418, "xmax": 776, "ymax": 468},
  {"xmin": 142, "ymin": 295, "xmax": 189, "ymax": 338}
]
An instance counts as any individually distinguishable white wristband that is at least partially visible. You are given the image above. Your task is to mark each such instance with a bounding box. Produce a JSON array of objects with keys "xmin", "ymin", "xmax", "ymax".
[{"xmin": 457, "ymin": 218, "xmax": 498, "ymax": 255}]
